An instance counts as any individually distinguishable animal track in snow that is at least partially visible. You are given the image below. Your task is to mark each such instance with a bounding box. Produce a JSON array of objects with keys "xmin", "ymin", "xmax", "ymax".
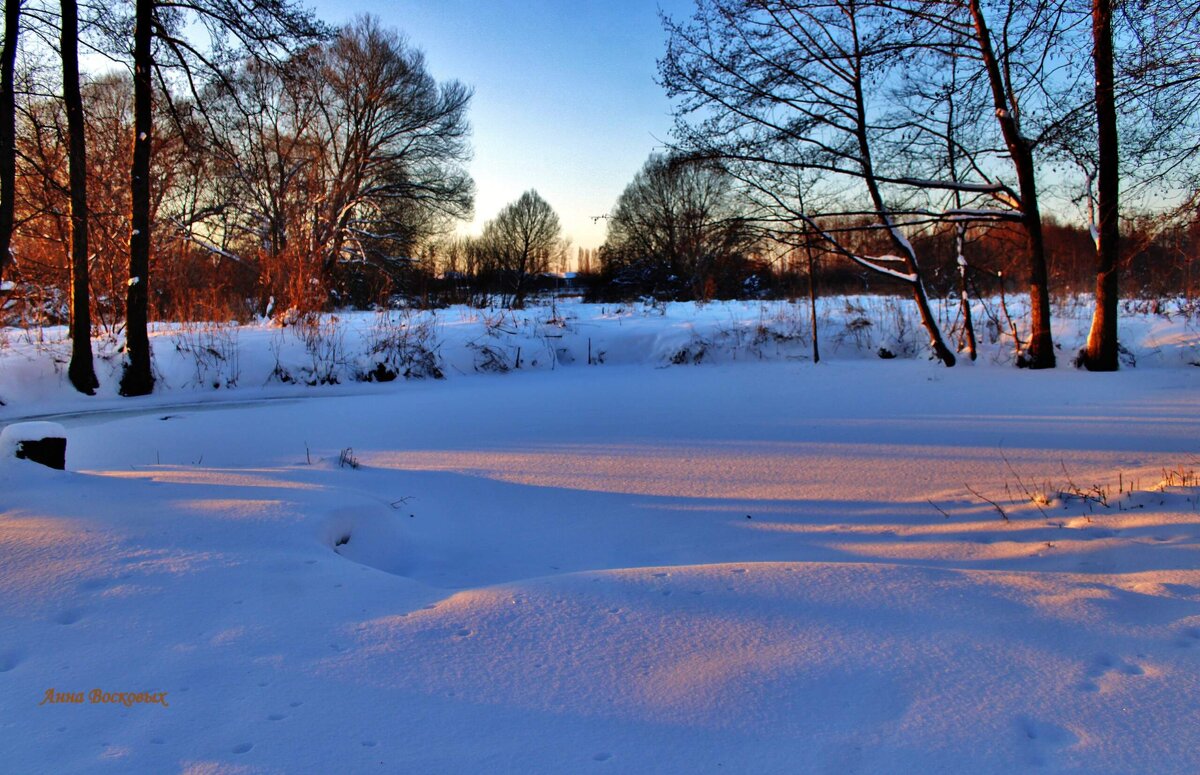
[
  {"xmin": 1174, "ymin": 627, "xmax": 1200, "ymax": 648},
  {"xmin": 54, "ymin": 608, "xmax": 85, "ymax": 625},
  {"xmin": 1016, "ymin": 716, "xmax": 1078, "ymax": 767},
  {"xmin": 1077, "ymin": 653, "xmax": 1144, "ymax": 692}
]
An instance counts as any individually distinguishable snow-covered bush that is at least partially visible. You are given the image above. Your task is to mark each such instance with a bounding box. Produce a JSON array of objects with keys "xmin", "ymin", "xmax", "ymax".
[
  {"xmin": 171, "ymin": 320, "xmax": 240, "ymax": 389},
  {"xmin": 361, "ymin": 309, "xmax": 443, "ymax": 381},
  {"xmin": 269, "ymin": 310, "xmax": 347, "ymax": 386}
]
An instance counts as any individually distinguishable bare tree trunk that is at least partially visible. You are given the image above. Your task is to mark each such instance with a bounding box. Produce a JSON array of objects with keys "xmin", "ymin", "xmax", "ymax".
[
  {"xmin": 1081, "ymin": 0, "xmax": 1119, "ymax": 371},
  {"xmin": 804, "ymin": 240, "xmax": 820, "ymax": 364},
  {"xmin": 0, "ymin": 0, "xmax": 18, "ymax": 288},
  {"xmin": 946, "ymin": 54, "xmax": 976, "ymax": 361},
  {"xmin": 955, "ymin": 223, "xmax": 977, "ymax": 361},
  {"xmin": 62, "ymin": 0, "xmax": 98, "ymax": 394},
  {"xmin": 850, "ymin": 42, "xmax": 955, "ymax": 367},
  {"xmin": 967, "ymin": 0, "xmax": 1055, "ymax": 368},
  {"xmin": 120, "ymin": 0, "xmax": 155, "ymax": 396}
]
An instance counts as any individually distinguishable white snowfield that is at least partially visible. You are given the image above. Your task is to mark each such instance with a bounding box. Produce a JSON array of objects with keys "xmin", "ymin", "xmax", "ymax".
[{"xmin": 2, "ymin": 298, "xmax": 1200, "ymax": 773}]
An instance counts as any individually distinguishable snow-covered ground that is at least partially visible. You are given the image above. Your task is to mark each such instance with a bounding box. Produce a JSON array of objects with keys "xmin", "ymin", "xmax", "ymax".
[
  {"xmin": 3, "ymin": 298, "xmax": 1200, "ymax": 773},
  {"xmin": 3, "ymin": 295, "xmax": 1200, "ymax": 413}
]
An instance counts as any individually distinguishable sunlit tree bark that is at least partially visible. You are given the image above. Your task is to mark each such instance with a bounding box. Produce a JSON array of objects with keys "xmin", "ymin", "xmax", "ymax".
[{"xmin": 1080, "ymin": 0, "xmax": 1119, "ymax": 370}]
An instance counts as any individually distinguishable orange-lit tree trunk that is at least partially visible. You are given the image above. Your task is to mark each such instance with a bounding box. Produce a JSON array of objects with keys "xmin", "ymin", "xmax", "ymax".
[{"xmin": 1081, "ymin": 0, "xmax": 1119, "ymax": 371}]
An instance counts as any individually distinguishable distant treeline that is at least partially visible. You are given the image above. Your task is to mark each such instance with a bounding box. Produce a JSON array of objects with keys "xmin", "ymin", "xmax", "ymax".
[{"xmin": 2, "ymin": 0, "xmax": 1198, "ymax": 397}]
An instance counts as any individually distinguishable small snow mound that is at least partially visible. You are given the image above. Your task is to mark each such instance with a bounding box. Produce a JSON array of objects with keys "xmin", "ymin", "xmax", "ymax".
[
  {"xmin": 0, "ymin": 421, "xmax": 68, "ymax": 470},
  {"xmin": 0, "ymin": 421, "xmax": 67, "ymax": 462}
]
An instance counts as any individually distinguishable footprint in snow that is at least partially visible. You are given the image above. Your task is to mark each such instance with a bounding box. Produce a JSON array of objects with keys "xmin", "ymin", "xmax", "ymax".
[
  {"xmin": 1091, "ymin": 653, "xmax": 1143, "ymax": 677},
  {"xmin": 0, "ymin": 650, "xmax": 24, "ymax": 672},
  {"xmin": 1016, "ymin": 716, "xmax": 1078, "ymax": 766},
  {"xmin": 232, "ymin": 743, "xmax": 254, "ymax": 754},
  {"xmin": 1078, "ymin": 653, "xmax": 1143, "ymax": 691},
  {"xmin": 54, "ymin": 608, "xmax": 85, "ymax": 625}
]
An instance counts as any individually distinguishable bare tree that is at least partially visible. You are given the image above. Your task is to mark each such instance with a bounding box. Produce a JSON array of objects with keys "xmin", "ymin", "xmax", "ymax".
[
  {"xmin": 307, "ymin": 18, "xmax": 473, "ymax": 296},
  {"xmin": 915, "ymin": 51, "xmax": 980, "ymax": 360},
  {"xmin": 481, "ymin": 189, "xmax": 561, "ymax": 307},
  {"xmin": 118, "ymin": 0, "xmax": 326, "ymax": 395},
  {"xmin": 197, "ymin": 54, "xmax": 323, "ymax": 311},
  {"xmin": 661, "ymin": 0, "xmax": 987, "ymax": 366},
  {"xmin": 190, "ymin": 17, "xmax": 473, "ymax": 312},
  {"xmin": 959, "ymin": 0, "xmax": 1079, "ymax": 369},
  {"xmin": 1079, "ymin": 0, "xmax": 1119, "ymax": 370},
  {"xmin": 0, "ymin": 0, "xmax": 18, "ymax": 290},
  {"xmin": 117, "ymin": 0, "xmax": 153, "ymax": 395},
  {"xmin": 1119, "ymin": 0, "xmax": 1200, "ymax": 197},
  {"xmin": 1076, "ymin": 0, "xmax": 1200, "ymax": 368},
  {"xmin": 601, "ymin": 153, "xmax": 757, "ymax": 300},
  {"xmin": 61, "ymin": 0, "xmax": 97, "ymax": 393}
]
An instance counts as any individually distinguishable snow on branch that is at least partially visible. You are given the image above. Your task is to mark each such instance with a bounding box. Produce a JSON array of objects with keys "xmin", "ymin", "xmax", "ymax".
[
  {"xmin": 846, "ymin": 253, "xmax": 918, "ymax": 284},
  {"xmin": 944, "ymin": 208, "xmax": 1023, "ymax": 221},
  {"xmin": 891, "ymin": 177, "xmax": 1007, "ymax": 193},
  {"xmin": 169, "ymin": 222, "xmax": 249, "ymax": 266}
]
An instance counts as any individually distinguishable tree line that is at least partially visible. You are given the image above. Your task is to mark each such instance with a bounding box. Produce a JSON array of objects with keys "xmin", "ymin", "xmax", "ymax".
[{"xmin": 1, "ymin": 0, "xmax": 1197, "ymax": 400}]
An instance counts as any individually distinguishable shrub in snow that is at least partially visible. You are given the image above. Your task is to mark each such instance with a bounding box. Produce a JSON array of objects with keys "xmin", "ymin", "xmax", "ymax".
[
  {"xmin": 337, "ymin": 447, "xmax": 360, "ymax": 469},
  {"xmin": 361, "ymin": 309, "xmax": 443, "ymax": 381},
  {"xmin": 171, "ymin": 321, "xmax": 240, "ymax": 389},
  {"xmin": 269, "ymin": 311, "xmax": 346, "ymax": 386},
  {"xmin": 470, "ymin": 342, "xmax": 513, "ymax": 373}
]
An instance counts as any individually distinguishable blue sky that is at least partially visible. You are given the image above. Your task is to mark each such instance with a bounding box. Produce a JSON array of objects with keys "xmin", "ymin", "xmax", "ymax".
[{"xmin": 311, "ymin": 0, "xmax": 698, "ymax": 249}]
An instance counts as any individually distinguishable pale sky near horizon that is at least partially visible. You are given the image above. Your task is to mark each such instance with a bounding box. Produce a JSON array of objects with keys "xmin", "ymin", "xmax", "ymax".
[{"xmin": 311, "ymin": 0, "xmax": 699, "ymax": 251}]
